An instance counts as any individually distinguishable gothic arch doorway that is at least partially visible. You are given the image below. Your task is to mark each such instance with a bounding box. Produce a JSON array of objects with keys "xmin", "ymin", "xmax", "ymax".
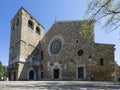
[
  {"xmin": 27, "ymin": 68, "xmax": 36, "ymax": 80},
  {"xmin": 29, "ymin": 70, "xmax": 34, "ymax": 80}
]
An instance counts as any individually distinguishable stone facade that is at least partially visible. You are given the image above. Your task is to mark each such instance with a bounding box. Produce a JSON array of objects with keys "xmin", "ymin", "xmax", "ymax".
[
  {"xmin": 112, "ymin": 62, "xmax": 119, "ymax": 81},
  {"xmin": 40, "ymin": 21, "xmax": 115, "ymax": 81},
  {"xmin": 8, "ymin": 7, "xmax": 44, "ymax": 80},
  {"xmin": 8, "ymin": 7, "xmax": 117, "ymax": 81}
]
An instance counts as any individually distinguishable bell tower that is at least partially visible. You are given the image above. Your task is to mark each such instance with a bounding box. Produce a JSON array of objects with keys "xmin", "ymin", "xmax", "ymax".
[{"xmin": 8, "ymin": 7, "xmax": 44, "ymax": 80}]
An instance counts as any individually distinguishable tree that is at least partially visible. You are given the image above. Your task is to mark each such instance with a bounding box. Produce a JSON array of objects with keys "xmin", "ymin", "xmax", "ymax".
[
  {"xmin": 0, "ymin": 61, "xmax": 8, "ymax": 80},
  {"xmin": 80, "ymin": 20, "xmax": 94, "ymax": 38},
  {"xmin": 85, "ymin": 0, "xmax": 120, "ymax": 32},
  {"xmin": 3, "ymin": 66, "xmax": 8, "ymax": 80},
  {"xmin": 0, "ymin": 61, "xmax": 3, "ymax": 78}
]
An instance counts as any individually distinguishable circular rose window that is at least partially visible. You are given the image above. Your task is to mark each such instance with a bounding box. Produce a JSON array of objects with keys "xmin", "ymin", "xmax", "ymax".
[{"xmin": 49, "ymin": 38, "xmax": 62, "ymax": 55}]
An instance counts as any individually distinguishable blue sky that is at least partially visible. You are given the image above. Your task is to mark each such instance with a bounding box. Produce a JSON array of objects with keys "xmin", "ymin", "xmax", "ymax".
[{"xmin": 0, "ymin": 0, "xmax": 120, "ymax": 66}]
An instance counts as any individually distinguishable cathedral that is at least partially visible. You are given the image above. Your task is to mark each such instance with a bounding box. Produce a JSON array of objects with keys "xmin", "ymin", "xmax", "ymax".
[{"xmin": 8, "ymin": 7, "xmax": 117, "ymax": 81}]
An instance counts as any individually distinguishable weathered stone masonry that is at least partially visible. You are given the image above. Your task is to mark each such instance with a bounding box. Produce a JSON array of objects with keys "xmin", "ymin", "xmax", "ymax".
[
  {"xmin": 8, "ymin": 7, "xmax": 44, "ymax": 80},
  {"xmin": 8, "ymin": 7, "xmax": 117, "ymax": 81}
]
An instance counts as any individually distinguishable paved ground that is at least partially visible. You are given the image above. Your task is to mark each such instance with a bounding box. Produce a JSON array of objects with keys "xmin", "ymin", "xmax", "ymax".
[{"xmin": 0, "ymin": 81, "xmax": 120, "ymax": 90}]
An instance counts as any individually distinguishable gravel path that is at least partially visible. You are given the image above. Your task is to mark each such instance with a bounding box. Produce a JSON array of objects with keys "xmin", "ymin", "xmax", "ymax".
[{"xmin": 0, "ymin": 81, "xmax": 120, "ymax": 90}]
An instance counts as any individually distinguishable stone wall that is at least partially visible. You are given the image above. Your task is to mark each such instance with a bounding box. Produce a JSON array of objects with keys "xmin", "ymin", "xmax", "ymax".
[
  {"xmin": 9, "ymin": 7, "xmax": 44, "ymax": 80},
  {"xmin": 9, "ymin": 7, "xmax": 116, "ymax": 81},
  {"xmin": 40, "ymin": 20, "xmax": 115, "ymax": 81}
]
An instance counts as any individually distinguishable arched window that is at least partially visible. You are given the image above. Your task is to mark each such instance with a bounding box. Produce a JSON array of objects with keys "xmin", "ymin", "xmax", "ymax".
[
  {"xmin": 16, "ymin": 18, "xmax": 19, "ymax": 26},
  {"xmin": 36, "ymin": 26, "xmax": 40, "ymax": 35},
  {"xmin": 28, "ymin": 20, "xmax": 34, "ymax": 29},
  {"xmin": 12, "ymin": 23, "xmax": 15, "ymax": 31}
]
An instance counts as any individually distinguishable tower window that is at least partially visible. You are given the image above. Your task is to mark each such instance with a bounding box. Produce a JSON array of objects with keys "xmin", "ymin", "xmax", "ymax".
[
  {"xmin": 28, "ymin": 20, "xmax": 34, "ymax": 29},
  {"xmin": 16, "ymin": 18, "xmax": 19, "ymax": 26},
  {"xmin": 12, "ymin": 23, "xmax": 15, "ymax": 31},
  {"xmin": 100, "ymin": 58, "xmax": 104, "ymax": 66},
  {"xmin": 36, "ymin": 26, "xmax": 40, "ymax": 35}
]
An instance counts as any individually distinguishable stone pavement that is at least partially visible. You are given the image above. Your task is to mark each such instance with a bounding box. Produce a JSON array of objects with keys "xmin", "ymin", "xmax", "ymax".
[{"xmin": 0, "ymin": 81, "xmax": 120, "ymax": 90}]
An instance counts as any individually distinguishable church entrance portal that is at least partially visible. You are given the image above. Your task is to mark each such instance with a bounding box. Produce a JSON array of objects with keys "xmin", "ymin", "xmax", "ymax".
[
  {"xmin": 54, "ymin": 69, "xmax": 59, "ymax": 79},
  {"xmin": 29, "ymin": 70, "xmax": 34, "ymax": 80},
  {"xmin": 78, "ymin": 67, "xmax": 84, "ymax": 79}
]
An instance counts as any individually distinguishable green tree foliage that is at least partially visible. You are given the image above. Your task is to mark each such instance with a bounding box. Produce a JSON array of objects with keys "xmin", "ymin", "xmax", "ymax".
[
  {"xmin": 3, "ymin": 66, "xmax": 8, "ymax": 76},
  {"xmin": 3, "ymin": 66, "xmax": 8, "ymax": 80},
  {"xmin": 0, "ymin": 61, "xmax": 3, "ymax": 77},
  {"xmin": 80, "ymin": 20, "xmax": 94, "ymax": 38},
  {"xmin": 86, "ymin": 0, "xmax": 120, "ymax": 32},
  {"xmin": 0, "ymin": 61, "xmax": 8, "ymax": 80}
]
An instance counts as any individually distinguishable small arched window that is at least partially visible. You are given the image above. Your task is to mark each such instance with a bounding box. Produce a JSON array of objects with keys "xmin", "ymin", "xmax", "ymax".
[
  {"xmin": 28, "ymin": 20, "xmax": 34, "ymax": 29},
  {"xmin": 12, "ymin": 23, "xmax": 15, "ymax": 31},
  {"xmin": 36, "ymin": 26, "xmax": 40, "ymax": 35},
  {"xmin": 16, "ymin": 18, "xmax": 19, "ymax": 26}
]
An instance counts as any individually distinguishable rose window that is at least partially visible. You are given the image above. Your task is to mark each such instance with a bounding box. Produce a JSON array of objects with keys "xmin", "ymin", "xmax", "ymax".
[{"xmin": 49, "ymin": 38, "xmax": 62, "ymax": 55}]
